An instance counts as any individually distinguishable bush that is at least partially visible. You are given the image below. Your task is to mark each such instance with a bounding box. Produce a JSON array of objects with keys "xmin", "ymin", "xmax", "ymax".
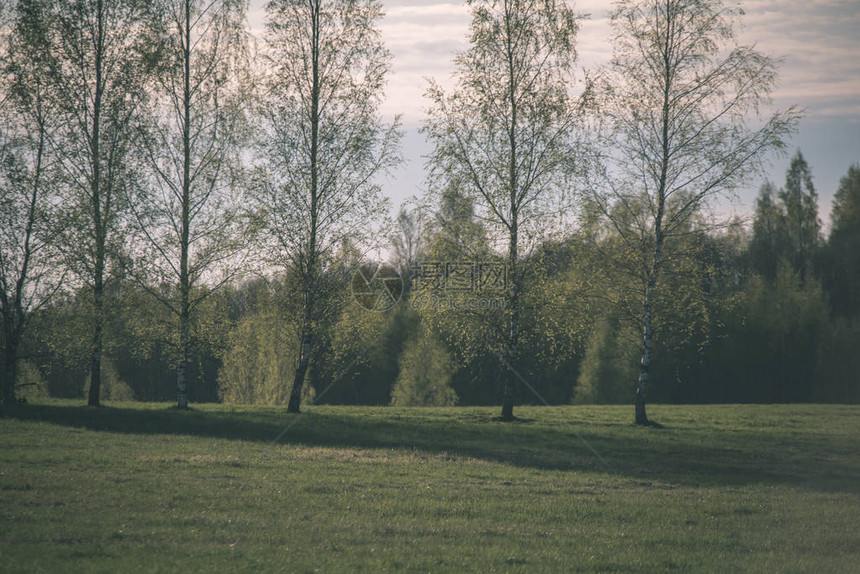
[
  {"xmin": 815, "ymin": 317, "xmax": 860, "ymax": 403},
  {"xmin": 15, "ymin": 360, "xmax": 50, "ymax": 400},
  {"xmin": 218, "ymin": 309, "xmax": 315, "ymax": 406},
  {"xmin": 390, "ymin": 330, "xmax": 458, "ymax": 406},
  {"xmin": 573, "ymin": 316, "xmax": 638, "ymax": 404}
]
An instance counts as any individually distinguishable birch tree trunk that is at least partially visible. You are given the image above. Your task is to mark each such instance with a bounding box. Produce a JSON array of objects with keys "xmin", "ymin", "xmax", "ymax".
[
  {"xmin": 501, "ymin": 218, "xmax": 519, "ymax": 420},
  {"xmin": 2, "ymin": 338, "xmax": 17, "ymax": 406},
  {"xmin": 285, "ymin": 0, "xmax": 320, "ymax": 414},
  {"xmin": 176, "ymin": 0, "xmax": 193, "ymax": 409},
  {"xmin": 87, "ymin": 3, "xmax": 105, "ymax": 406},
  {"xmin": 501, "ymin": 30, "xmax": 520, "ymax": 420},
  {"xmin": 635, "ymin": 234, "xmax": 662, "ymax": 426}
]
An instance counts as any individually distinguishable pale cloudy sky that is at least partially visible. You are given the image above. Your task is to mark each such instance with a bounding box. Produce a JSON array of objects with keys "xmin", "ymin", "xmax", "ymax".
[{"xmin": 248, "ymin": 0, "xmax": 860, "ymax": 226}]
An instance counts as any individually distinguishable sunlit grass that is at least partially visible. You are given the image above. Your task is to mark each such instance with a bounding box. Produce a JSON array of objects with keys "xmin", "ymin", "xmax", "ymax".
[{"xmin": 1, "ymin": 401, "xmax": 858, "ymax": 572}]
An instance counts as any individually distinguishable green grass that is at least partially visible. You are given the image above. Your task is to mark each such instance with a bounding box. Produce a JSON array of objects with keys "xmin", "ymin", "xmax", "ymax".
[{"xmin": 1, "ymin": 401, "xmax": 858, "ymax": 573}]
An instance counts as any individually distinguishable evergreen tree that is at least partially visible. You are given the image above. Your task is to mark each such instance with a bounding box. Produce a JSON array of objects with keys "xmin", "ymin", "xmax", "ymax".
[
  {"xmin": 779, "ymin": 151, "xmax": 820, "ymax": 280},
  {"xmin": 573, "ymin": 315, "xmax": 637, "ymax": 404},
  {"xmin": 426, "ymin": 185, "xmax": 490, "ymax": 261},
  {"xmin": 749, "ymin": 181, "xmax": 785, "ymax": 280},
  {"xmin": 390, "ymin": 327, "xmax": 457, "ymax": 407},
  {"xmin": 825, "ymin": 164, "xmax": 860, "ymax": 318}
]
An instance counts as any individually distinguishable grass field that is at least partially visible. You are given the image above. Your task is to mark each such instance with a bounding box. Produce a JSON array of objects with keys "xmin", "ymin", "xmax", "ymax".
[{"xmin": 1, "ymin": 401, "xmax": 858, "ymax": 572}]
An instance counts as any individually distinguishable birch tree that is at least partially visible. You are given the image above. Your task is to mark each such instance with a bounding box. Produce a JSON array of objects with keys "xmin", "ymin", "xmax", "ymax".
[
  {"xmin": 256, "ymin": 0, "xmax": 400, "ymax": 413},
  {"xmin": 45, "ymin": 0, "xmax": 160, "ymax": 406},
  {"xmin": 0, "ymin": 0, "xmax": 62, "ymax": 405},
  {"xmin": 424, "ymin": 0, "xmax": 585, "ymax": 420},
  {"xmin": 132, "ymin": 0, "xmax": 251, "ymax": 409},
  {"xmin": 592, "ymin": 0, "xmax": 799, "ymax": 425},
  {"xmin": 38, "ymin": 0, "xmax": 159, "ymax": 406}
]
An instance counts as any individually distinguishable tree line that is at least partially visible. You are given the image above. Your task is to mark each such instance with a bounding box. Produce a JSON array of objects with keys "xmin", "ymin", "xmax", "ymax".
[{"xmin": 1, "ymin": 0, "xmax": 857, "ymax": 424}]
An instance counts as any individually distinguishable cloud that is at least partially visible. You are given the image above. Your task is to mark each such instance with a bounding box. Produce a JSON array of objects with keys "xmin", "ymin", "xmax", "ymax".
[
  {"xmin": 735, "ymin": 0, "xmax": 860, "ymax": 121},
  {"xmin": 248, "ymin": 0, "xmax": 860, "ymax": 216},
  {"xmin": 379, "ymin": 2, "xmax": 470, "ymax": 119},
  {"xmin": 249, "ymin": 0, "xmax": 860, "ymax": 124}
]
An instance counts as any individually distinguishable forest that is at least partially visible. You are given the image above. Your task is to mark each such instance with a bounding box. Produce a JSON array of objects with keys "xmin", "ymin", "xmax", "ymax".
[{"xmin": 2, "ymin": 0, "xmax": 858, "ymax": 422}]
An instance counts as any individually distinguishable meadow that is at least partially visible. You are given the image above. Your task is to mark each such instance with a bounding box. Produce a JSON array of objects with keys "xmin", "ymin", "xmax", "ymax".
[{"xmin": 1, "ymin": 401, "xmax": 858, "ymax": 572}]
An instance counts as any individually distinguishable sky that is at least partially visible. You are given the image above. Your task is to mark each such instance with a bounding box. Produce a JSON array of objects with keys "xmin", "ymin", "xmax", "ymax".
[{"xmin": 247, "ymin": 0, "xmax": 860, "ymax": 229}]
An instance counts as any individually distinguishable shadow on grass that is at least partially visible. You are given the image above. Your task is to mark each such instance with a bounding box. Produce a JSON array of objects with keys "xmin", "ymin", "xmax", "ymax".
[{"xmin": 5, "ymin": 402, "xmax": 858, "ymax": 493}]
